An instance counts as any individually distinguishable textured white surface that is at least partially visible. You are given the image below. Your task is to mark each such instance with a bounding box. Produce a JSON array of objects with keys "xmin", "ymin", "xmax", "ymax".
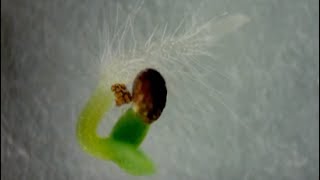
[{"xmin": 1, "ymin": 0, "xmax": 319, "ymax": 180}]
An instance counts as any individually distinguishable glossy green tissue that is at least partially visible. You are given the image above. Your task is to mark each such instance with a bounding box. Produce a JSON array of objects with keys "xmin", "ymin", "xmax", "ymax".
[{"xmin": 76, "ymin": 85, "xmax": 155, "ymax": 175}]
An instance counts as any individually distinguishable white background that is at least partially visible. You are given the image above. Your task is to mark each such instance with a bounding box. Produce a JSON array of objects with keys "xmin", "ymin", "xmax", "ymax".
[{"xmin": 1, "ymin": 0, "xmax": 318, "ymax": 179}]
